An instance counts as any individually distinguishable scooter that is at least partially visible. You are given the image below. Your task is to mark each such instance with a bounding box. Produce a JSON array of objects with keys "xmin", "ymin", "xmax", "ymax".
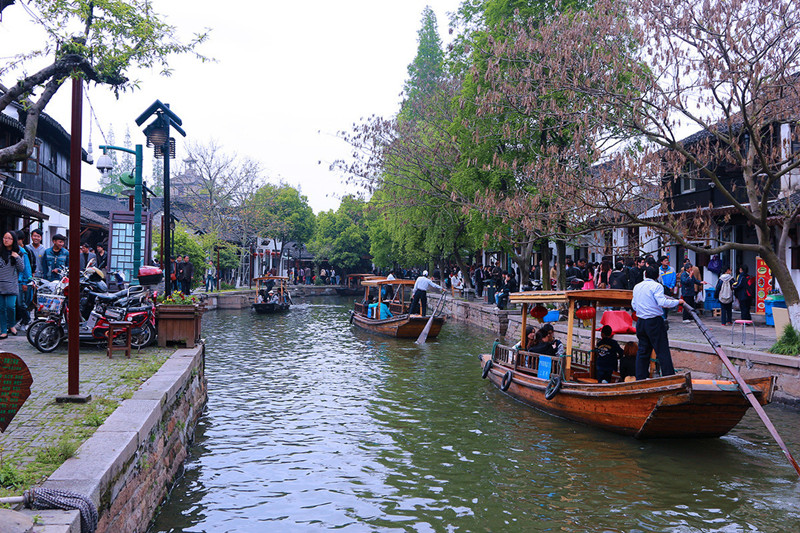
[{"xmin": 34, "ymin": 286, "xmax": 155, "ymax": 353}]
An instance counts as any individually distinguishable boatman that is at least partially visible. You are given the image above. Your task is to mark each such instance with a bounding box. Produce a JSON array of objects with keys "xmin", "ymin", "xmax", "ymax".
[
  {"xmin": 409, "ymin": 270, "xmax": 442, "ymax": 316},
  {"xmin": 631, "ymin": 266, "xmax": 684, "ymax": 380}
]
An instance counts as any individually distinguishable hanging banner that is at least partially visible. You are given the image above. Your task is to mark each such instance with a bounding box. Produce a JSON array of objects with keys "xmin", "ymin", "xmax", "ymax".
[{"xmin": 755, "ymin": 257, "xmax": 772, "ymax": 314}]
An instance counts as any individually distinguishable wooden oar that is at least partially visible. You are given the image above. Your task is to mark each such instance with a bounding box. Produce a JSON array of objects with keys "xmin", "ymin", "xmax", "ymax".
[
  {"xmin": 684, "ymin": 303, "xmax": 800, "ymax": 477},
  {"xmin": 415, "ymin": 292, "xmax": 446, "ymax": 344}
]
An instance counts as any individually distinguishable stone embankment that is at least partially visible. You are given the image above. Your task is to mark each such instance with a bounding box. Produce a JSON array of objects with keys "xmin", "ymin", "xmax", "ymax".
[{"xmin": 17, "ymin": 345, "xmax": 207, "ymax": 533}]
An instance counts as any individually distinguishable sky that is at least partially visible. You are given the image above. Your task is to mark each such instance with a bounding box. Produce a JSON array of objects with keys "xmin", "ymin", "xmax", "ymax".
[{"xmin": 1, "ymin": 0, "xmax": 464, "ymax": 213}]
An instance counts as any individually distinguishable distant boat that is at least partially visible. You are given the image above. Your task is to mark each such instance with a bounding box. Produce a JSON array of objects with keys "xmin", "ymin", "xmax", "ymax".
[
  {"xmin": 335, "ymin": 273, "xmax": 380, "ymax": 296},
  {"xmin": 350, "ymin": 278, "xmax": 445, "ymax": 339},
  {"xmin": 480, "ymin": 289, "xmax": 775, "ymax": 438},
  {"xmin": 252, "ymin": 275, "xmax": 291, "ymax": 314}
]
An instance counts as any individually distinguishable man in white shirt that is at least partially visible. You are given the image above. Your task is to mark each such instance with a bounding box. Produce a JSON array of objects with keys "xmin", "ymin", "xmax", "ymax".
[
  {"xmin": 631, "ymin": 266, "xmax": 684, "ymax": 380},
  {"xmin": 410, "ymin": 270, "xmax": 442, "ymax": 316}
]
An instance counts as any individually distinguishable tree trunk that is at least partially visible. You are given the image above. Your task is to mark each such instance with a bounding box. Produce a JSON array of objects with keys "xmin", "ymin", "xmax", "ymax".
[
  {"xmin": 556, "ymin": 239, "xmax": 567, "ymax": 290},
  {"xmin": 541, "ymin": 241, "xmax": 552, "ymax": 290},
  {"xmin": 760, "ymin": 246, "xmax": 800, "ymax": 331}
]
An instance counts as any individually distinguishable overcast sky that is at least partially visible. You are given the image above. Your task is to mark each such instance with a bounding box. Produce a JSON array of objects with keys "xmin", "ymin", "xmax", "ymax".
[{"xmin": 1, "ymin": 0, "xmax": 463, "ymax": 213}]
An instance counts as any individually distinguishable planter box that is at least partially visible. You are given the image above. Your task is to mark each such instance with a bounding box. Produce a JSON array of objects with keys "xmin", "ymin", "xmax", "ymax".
[{"xmin": 156, "ymin": 304, "xmax": 204, "ymax": 348}]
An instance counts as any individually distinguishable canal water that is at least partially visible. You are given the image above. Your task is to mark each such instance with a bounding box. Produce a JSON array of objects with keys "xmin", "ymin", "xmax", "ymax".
[{"xmin": 150, "ymin": 297, "xmax": 800, "ymax": 532}]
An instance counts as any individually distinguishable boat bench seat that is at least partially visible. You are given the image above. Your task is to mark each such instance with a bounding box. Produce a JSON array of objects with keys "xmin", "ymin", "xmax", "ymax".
[{"xmin": 576, "ymin": 377, "xmax": 598, "ymax": 384}]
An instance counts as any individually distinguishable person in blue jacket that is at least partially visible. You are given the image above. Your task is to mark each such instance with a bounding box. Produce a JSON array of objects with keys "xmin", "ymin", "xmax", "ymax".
[
  {"xmin": 43, "ymin": 234, "xmax": 69, "ymax": 281},
  {"xmin": 658, "ymin": 255, "xmax": 676, "ymax": 319},
  {"xmin": 15, "ymin": 231, "xmax": 33, "ymax": 328}
]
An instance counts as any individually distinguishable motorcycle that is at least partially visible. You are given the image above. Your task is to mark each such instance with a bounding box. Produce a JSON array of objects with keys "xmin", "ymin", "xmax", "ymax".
[{"xmin": 34, "ymin": 285, "xmax": 155, "ymax": 353}]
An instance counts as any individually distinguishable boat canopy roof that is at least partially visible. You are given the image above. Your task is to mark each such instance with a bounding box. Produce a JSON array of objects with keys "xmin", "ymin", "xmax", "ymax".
[
  {"xmin": 347, "ymin": 273, "xmax": 379, "ymax": 279},
  {"xmin": 361, "ymin": 278, "xmax": 416, "ymax": 287},
  {"xmin": 510, "ymin": 289, "xmax": 634, "ymax": 307},
  {"xmin": 254, "ymin": 275, "xmax": 290, "ymax": 281}
]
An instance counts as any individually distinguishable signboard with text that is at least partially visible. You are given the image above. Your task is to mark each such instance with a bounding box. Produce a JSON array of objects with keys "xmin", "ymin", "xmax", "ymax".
[
  {"xmin": 0, "ymin": 353, "xmax": 33, "ymax": 433},
  {"xmin": 755, "ymin": 257, "xmax": 772, "ymax": 315}
]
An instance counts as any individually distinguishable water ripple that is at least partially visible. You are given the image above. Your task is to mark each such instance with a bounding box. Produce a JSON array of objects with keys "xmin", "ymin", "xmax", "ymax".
[{"xmin": 149, "ymin": 297, "xmax": 800, "ymax": 532}]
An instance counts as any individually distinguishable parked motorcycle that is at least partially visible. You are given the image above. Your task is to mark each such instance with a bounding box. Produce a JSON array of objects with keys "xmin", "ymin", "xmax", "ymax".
[{"xmin": 33, "ymin": 285, "xmax": 155, "ymax": 352}]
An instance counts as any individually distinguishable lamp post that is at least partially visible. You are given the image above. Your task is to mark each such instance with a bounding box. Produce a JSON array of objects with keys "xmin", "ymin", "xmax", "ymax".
[
  {"xmin": 135, "ymin": 101, "xmax": 185, "ymax": 295},
  {"xmin": 96, "ymin": 144, "xmax": 143, "ymax": 284}
]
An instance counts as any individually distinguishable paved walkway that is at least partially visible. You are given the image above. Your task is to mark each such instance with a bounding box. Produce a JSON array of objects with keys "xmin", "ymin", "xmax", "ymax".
[{"xmin": 0, "ymin": 333, "xmax": 170, "ymax": 494}]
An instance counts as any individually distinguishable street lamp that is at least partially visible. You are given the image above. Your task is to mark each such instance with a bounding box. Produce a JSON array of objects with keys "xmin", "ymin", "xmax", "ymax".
[
  {"xmin": 97, "ymin": 143, "xmax": 144, "ymax": 285},
  {"xmin": 135, "ymin": 100, "xmax": 185, "ymax": 295}
]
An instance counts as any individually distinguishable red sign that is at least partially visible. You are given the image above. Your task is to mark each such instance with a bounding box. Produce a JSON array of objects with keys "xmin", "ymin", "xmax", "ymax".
[
  {"xmin": 755, "ymin": 257, "xmax": 772, "ymax": 314},
  {"xmin": 0, "ymin": 353, "xmax": 33, "ymax": 433}
]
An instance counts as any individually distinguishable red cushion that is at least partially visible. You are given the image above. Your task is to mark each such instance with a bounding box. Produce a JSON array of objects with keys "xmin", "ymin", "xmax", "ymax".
[{"xmin": 598, "ymin": 310, "xmax": 637, "ymax": 334}]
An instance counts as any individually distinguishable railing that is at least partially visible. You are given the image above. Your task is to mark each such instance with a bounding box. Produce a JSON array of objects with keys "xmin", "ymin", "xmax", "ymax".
[{"xmin": 492, "ymin": 343, "xmax": 563, "ymax": 378}]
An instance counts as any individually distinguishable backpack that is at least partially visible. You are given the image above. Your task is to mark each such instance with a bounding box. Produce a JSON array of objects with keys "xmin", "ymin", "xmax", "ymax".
[{"xmin": 718, "ymin": 278, "xmax": 733, "ymax": 304}]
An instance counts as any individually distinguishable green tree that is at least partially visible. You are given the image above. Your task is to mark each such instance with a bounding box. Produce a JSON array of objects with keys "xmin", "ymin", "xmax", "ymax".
[
  {"xmin": 153, "ymin": 223, "xmax": 205, "ymax": 288},
  {"xmin": 0, "ymin": 0, "xmax": 208, "ymax": 165},
  {"xmin": 98, "ymin": 127, "xmax": 135, "ymax": 196},
  {"xmin": 404, "ymin": 6, "xmax": 444, "ymax": 104},
  {"xmin": 250, "ymin": 184, "xmax": 315, "ymax": 259},
  {"xmin": 307, "ymin": 195, "xmax": 371, "ymax": 272}
]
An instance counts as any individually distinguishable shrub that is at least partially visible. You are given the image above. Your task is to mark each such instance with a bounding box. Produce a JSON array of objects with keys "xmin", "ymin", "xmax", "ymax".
[{"xmin": 769, "ymin": 324, "xmax": 800, "ymax": 356}]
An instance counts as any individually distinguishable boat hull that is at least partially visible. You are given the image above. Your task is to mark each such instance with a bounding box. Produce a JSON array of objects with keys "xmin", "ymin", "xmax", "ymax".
[
  {"xmin": 351, "ymin": 312, "xmax": 444, "ymax": 338},
  {"xmin": 478, "ymin": 354, "xmax": 774, "ymax": 438},
  {"xmin": 253, "ymin": 302, "xmax": 290, "ymax": 314}
]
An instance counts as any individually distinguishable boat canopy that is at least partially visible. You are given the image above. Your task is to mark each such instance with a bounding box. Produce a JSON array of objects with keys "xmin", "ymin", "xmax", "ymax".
[
  {"xmin": 510, "ymin": 289, "xmax": 633, "ymax": 307},
  {"xmin": 254, "ymin": 275, "xmax": 290, "ymax": 281},
  {"xmin": 361, "ymin": 278, "xmax": 416, "ymax": 287}
]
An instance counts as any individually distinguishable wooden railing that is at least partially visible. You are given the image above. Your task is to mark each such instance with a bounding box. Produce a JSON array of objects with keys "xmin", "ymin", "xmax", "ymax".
[{"xmin": 491, "ymin": 343, "xmax": 563, "ymax": 379}]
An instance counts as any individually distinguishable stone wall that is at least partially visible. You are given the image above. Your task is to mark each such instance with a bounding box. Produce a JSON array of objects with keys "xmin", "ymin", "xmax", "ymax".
[{"xmin": 23, "ymin": 345, "xmax": 207, "ymax": 533}]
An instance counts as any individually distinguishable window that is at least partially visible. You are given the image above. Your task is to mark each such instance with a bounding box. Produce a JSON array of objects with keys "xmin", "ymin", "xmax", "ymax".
[{"xmin": 680, "ymin": 161, "xmax": 700, "ymax": 193}]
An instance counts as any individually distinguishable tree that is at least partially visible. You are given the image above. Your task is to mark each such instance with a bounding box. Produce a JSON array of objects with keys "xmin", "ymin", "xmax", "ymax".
[
  {"xmin": 98, "ymin": 127, "xmax": 135, "ymax": 196},
  {"xmin": 251, "ymin": 184, "xmax": 315, "ymax": 259},
  {"xmin": 307, "ymin": 195, "xmax": 371, "ymax": 272},
  {"xmin": 0, "ymin": 0, "xmax": 208, "ymax": 165},
  {"xmin": 480, "ymin": 0, "xmax": 800, "ymax": 326}
]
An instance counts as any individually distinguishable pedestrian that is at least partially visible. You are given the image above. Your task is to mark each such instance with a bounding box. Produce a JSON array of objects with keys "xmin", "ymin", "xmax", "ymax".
[
  {"xmin": 79, "ymin": 242, "xmax": 97, "ymax": 270},
  {"xmin": 495, "ymin": 270, "xmax": 518, "ymax": 309},
  {"xmin": 304, "ymin": 266, "xmax": 312, "ymax": 285},
  {"xmin": 182, "ymin": 255, "xmax": 194, "ymax": 294},
  {"xmin": 175, "ymin": 256, "xmax": 184, "ymax": 292},
  {"xmin": 658, "ymin": 255, "xmax": 676, "ymax": 319},
  {"xmin": 732, "ymin": 265, "xmax": 754, "ymax": 320},
  {"xmin": 43, "ymin": 234, "xmax": 69, "ymax": 281},
  {"xmin": 627, "ymin": 257, "xmax": 645, "ymax": 289},
  {"xmin": 679, "ymin": 262, "xmax": 706, "ymax": 322},
  {"xmin": 475, "ymin": 263, "xmax": 484, "ymax": 298},
  {"xmin": 14, "ymin": 231, "xmax": 33, "ymax": 328},
  {"xmin": 0, "ymin": 231, "xmax": 24, "ymax": 339},
  {"xmin": 608, "ymin": 262, "xmax": 628, "ymax": 290},
  {"xmin": 25, "ymin": 228, "xmax": 46, "ymax": 278},
  {"xmin": 409, "ymin": 270, "xmax": 442, "ymax": 316},
  {"xmin": 95, "ymin": 244, "xmax": 108, "ymax": 271},
  {"xmin": 549, "ymin": 262, "xmax": 558, "ymax": 289},
  {"xmin": 631, "ymin": 266, "xmax": 684, "ymax": 380},
  {"xmin": 716, "ymin": 266, "xmax": 734, "ymax": 325},
  {"xmin": 205, "ymin": 260, "xmax": 217, "ymax": 292}
]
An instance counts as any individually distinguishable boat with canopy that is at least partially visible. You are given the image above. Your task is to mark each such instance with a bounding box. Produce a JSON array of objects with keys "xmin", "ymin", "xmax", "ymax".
[
  {"xmin": 350, "ymin": 277, "xmax": 445, "ymax": 338},
  {"xmin": 252, "ymin": 275, "xmax": 292, "ymax": 314},
  {"xmin": 479, "ymin": 289, "xmax": 775, "ymax": 439}
]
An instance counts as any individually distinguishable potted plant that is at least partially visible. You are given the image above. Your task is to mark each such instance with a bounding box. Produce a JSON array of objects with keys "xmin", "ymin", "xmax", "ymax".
[{"xmin": 155, "ymin": 292, "xmax": 205, "ymax": 348}]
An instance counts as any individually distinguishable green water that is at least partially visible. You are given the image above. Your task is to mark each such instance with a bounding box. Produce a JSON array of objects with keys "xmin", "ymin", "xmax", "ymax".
[{"xmin": 149, "ymin": 297, "xmax": 800, "ymax": 532}]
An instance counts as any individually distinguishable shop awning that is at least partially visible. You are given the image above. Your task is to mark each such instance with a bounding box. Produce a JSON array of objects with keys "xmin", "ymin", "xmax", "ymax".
[{"xmin": 0, "ymin": 196, "xmax": 49, "ymax": 220}]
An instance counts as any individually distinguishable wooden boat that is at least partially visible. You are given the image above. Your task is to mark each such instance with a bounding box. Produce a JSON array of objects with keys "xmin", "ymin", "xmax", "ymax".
[
  {"xmin": 350, "ymin": 278, "xmax": 445, "ymax": 338},
  {"xmin": 252, "ymin": 275, "xmax": 292, "ymax": 314},
  {"xmin": 479, "ymin": 289, "xmax": 775, "ymax": 438},
  {"xmin": 335, "ymin": 274, "xmax": 380, "ymax": 296}
]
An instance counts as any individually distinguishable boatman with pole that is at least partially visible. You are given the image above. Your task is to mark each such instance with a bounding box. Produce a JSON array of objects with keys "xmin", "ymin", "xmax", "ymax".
[
  {"xmin": 410, "ymin": 270, "xmax": 442, "ymax": 316},
  {"xmin": 631, "ymin": 266, "xmax": 684, "ymax": 380}
]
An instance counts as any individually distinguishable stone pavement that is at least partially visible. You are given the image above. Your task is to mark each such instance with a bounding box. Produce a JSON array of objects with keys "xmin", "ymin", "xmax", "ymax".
[{"xmin": 0, "ymin": 332, "xmax": 170, "ymax": 492}]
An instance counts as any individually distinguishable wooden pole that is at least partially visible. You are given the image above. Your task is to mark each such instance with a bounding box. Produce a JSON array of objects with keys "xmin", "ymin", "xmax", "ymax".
[
  {"xmin": 565, "ymin": 299, "xmax": 576, "ymax": 380},
  {"xmin": 521, "ymin": 303, "xmax": 528, "ymax": 350}
]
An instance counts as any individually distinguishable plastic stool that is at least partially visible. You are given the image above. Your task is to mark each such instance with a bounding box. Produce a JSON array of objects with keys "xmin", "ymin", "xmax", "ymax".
[
  {"xmin": 731, "ymin": 319, "xmax": 756, "ymax": 345},
  {"xmin": 107, "ymin": 320, "xmax": 133, "ymax": 358}
]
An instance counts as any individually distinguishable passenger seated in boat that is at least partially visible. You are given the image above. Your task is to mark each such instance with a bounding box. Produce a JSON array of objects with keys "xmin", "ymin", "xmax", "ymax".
[
  {"xmin": 619, "ymin": 341, "xmax": 637, "ymax": 382},
  {"xmin": 267, "ymin": 290, "xmax": 279, "ymax": 304},
  {"xmin": 527, "ymin": 323, "xmax": 557, "ymax": 356},
  {"xmin": 256, "ymin": 289, "xmax": 267, "ymax": 304},
  {"xmin": 514, "ymin": 324, "xmax": 537, "ymax": 367},
  {"xmin": 595, "ymin": 325, "xmax": 622, "ymax": 383},
  {"xmin": 369, "ymin": 300, "xmax": 393, "ymax": 320}
]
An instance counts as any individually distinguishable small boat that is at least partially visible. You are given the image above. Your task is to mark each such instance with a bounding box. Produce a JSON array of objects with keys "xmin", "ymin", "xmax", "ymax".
[
  {"xmin": 479, "ymin": 289, "xmax": 775, "ymax": 438},
  {"xmin": 350, "ymin": 278, "xmax": 445, "ymax": 338},
  {"xmin": 335, "ymin": 273, "xmax": 380, "ymax": 296},
  {"xmin": 252, "ymin": 275, "xmax": 292, "ymax": 314}
]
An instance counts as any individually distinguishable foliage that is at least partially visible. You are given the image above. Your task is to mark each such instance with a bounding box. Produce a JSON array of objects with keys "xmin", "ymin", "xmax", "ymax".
[
  {"xmin": 98, "ymin": 127, "xmax": 136, "ymax": 196},
  {"xmin": 250, "ymin": 184, "xmax": 315, "ymax": 256},
  {"xmin": 155, "ymin": 291, "xmax": 199, "ymax": 305},
  {"xmin": 307, "ymin": 195, "xmax": 371, "ymax": 272},
  {"xmin": 476, "ymin": 0, "xmax": 800, "ymax": 320},
  {"xmin": 0, "ymin": 0, "xmax": 209, "ymax": 165},
  {"xmin": 0, "ymin": 462, "xmax": 23, "ymax": 489},
  {"xmin": 35, "ymin": 440, "xmax": 79, "ymax": 465},
  {"xmin": 770, "ymin": 324, "xmax": 800, "ymax": 356}
]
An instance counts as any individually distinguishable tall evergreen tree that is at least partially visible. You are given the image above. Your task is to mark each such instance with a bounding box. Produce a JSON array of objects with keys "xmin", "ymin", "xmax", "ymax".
[{"xmin": 403, "ymin": 6, "xmax": 444, "ymax": 103}]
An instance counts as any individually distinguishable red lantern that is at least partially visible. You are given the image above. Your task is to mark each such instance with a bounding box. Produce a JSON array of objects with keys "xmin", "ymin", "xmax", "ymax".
[
  {"xmin": 529, "ymin": 305, "xmax": 548, "ymax": 321},
  {"xmin": 574, "ymin": 306, "xmax": 596, "ymax": 320}
]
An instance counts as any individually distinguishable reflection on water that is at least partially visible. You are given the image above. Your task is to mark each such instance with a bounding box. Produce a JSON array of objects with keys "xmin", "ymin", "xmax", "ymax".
[{"xmin": 149, "ymin": 297, "xmax": 800, "ymax": 532}]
